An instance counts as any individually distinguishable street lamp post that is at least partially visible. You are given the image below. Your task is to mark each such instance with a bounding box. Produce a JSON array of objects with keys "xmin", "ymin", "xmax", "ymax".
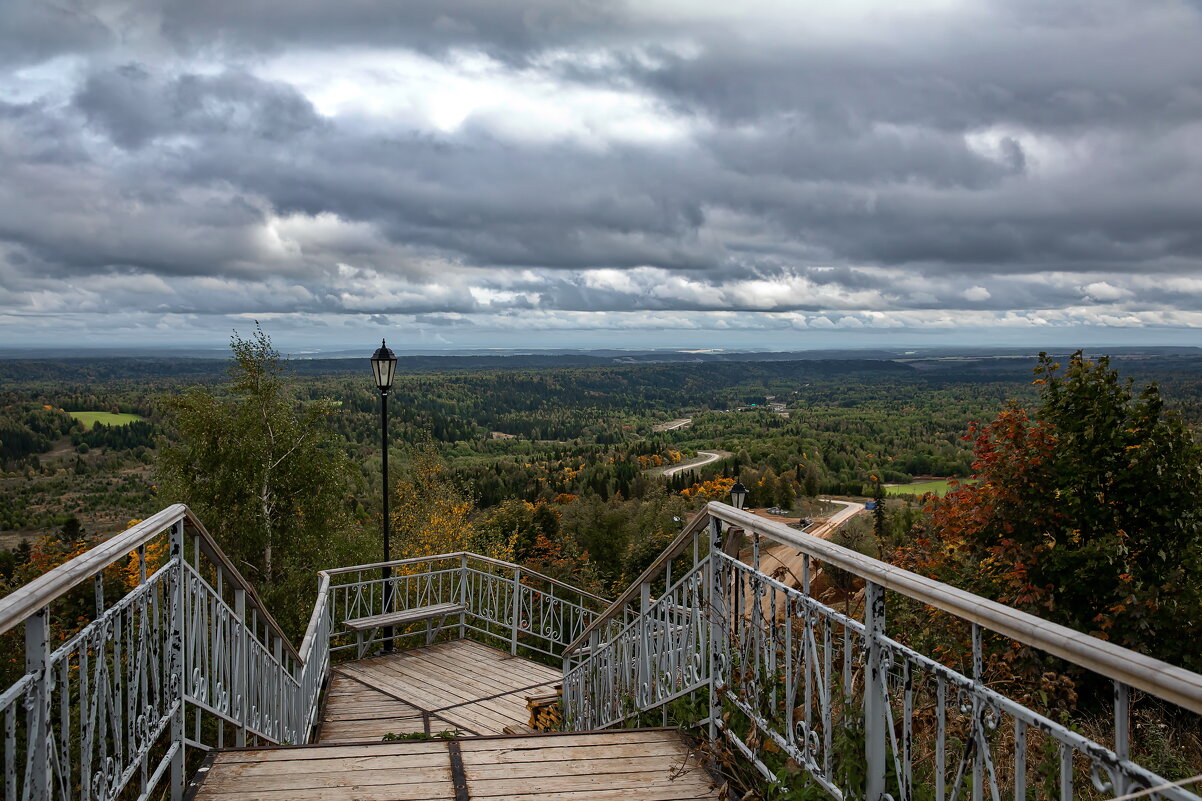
[{"xmin": 370, "ymin": 340, "xmax": 398, "ymax": 652}]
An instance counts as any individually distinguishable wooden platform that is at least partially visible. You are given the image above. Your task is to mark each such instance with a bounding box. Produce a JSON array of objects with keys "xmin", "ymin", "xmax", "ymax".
[
  {"xmin": 188, "ymin": 729, "xmax": 720, "ymax": 800},
  {"xmin": 321, "ymin": 639, "xmax": 562, "ymax": 739}
]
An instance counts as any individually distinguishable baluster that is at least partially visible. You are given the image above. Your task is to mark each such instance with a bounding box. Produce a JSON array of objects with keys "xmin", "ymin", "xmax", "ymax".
[
  {"xmin": 1114, "ymin": 680, "xmax": 1130, "ymax": 798},
  {"xmin": 864, "ymin": 581, "xmax": 886, "ymax": 801},
  {"xmin": 972, "ymin": 623, "xmax": 983, "ymax": 801},
  {"xmin": 510, "ymin": 567, "xmax": 522, "ymax": 654},
  {"xmin": 169, "ymin": 519, "xmax": 185, "ymax": 801},
  {"xmin": 640, "ymin": 580, "xmax": 652, "ymax": 712},
  {"xmin": 1013, "ymin": 719, "xmax": 1026, "ymax": 801},
  {"xmin": 459, "ymin": 554, "xmax": 468, "ymax": 640},
  {"xmin": 707, "ymin": 515, "xmax": 723, "ymax": 743},
  {"xmin": 234, "ymin": 587, "xmax": 247, "ymax": 747},
  {"xmin": 937, "ymin": 676, "xmax": 946, "ymax": 801},
  {"xmin": 273, "ymin": 636, "xmax": 283, "ymax": 742},
  {"xmin": 26, "ymin": 605, "xmax": 51, "ymax": 801}
]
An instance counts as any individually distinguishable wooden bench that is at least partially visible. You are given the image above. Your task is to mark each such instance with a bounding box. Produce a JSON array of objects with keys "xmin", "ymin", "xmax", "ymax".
[{"xmin": 345, "ymin": 603, "xmax": 467, "ymax": 656}]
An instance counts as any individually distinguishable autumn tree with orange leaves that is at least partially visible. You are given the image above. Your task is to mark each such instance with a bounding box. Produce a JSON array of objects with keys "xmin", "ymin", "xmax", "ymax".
[{"xmin": 902, "ymin": 352, "xmax": 1202, "ymax": 671}]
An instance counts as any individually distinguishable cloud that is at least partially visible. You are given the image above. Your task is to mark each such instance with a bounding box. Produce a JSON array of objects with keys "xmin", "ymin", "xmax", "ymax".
[{"xmin": 0, "ymin": 0, "xmax": 1201, "ymax": 348}]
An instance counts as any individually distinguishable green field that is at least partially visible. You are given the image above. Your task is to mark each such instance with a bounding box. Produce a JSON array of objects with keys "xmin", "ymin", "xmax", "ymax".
[
  {"xmin": 885, "ymin": 478, "xmax": 973, "ymax": 497},
  {"xmin": 70, "ymin": 411, "xmax": 145, "ymax": 430}
]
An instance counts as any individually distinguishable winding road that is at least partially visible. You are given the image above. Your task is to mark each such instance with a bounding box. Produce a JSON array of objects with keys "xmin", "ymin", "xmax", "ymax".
[{"xmin": 662, "ymin": 450, "xmax": 728, "ymax": 477}]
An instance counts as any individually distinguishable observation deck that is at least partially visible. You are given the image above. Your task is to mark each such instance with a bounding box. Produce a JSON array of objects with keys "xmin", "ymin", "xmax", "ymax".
[{"xmin": 3, "ymin": 502, "xmax": 1202, "ymax": 801}]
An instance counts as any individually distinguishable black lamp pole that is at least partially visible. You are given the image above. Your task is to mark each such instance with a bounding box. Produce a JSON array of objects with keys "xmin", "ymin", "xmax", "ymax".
[{"xmin": 370, "ymin": 340, "xmax": 398, "ymax": 652}]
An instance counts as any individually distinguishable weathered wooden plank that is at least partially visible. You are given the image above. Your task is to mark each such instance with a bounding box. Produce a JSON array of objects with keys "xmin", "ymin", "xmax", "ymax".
[
  {"xmin": 346, "ymin": 654, "xmax": 546, "ymax": 726},
  {"xmin": 467, "ymin": 753, "xmax": 703, "ymax": 779},
  {"xmin": 429, "ymin": 638, "xmax": 561, "ymax": 679},
  {"xmin": 336, "ymin": 663, "xmax": 522, "ymax": 733},
  {"xmin": 358, "ymin": 653, "xmax": 531, "ymax": 703},
  {"xmin": 466, "ymin": 768, "xmax": 715, "ymax": 795},
  {"xmin": 480, "ymin": 789, "xmax": 717, "ymax": 801},
  {"xmin": 368, "ymin": 644, "xmax": 552, "ymax": 696},
  {"xmin": 457, "ymin": 731, "xmax": 686, "ymax": 751},
  {"xmin": 194, "ymin": 782, "xmax": 456, "ymax": 800},
  {"xmin": 212, "ymin": 740, "xmax": 449, "ymax": 763},
  {"xmin": 415, "ymin": 641, "xmax": 559, "ymax": 683},
  {"xmin": 200, "ymin": 762, "xmax": 452, "ymax": 792},
  {"xmin": 319, "ymin": 719, "xmax": 427, "ymax": 739},
  {"xmin": 208, "ymin": 750, "xmax": 451, "ymax": 776},
  {"xmin": 192, "ymin": 729, "xmax": 717, "ymax": 800},
  {"xmin": 448, "ymin": 639, "xmax": 562, "ymax": 678},
  {"xmin": 336, "ymin": 663, "xmax": 463, "ymax": 710},
  {"xmin": 460, "ymin": 740, "xmax": 691, "ymax": 765}
]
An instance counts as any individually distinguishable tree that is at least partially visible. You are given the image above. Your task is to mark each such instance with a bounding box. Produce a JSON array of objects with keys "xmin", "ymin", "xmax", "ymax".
[
  {"xmin": 60, "ymin": 516, "xmax": 84, "ymax": 543},
  {"xmin": 906, "ymin": 352, "xmax": 1202, "ymax": 669},
  {"xmin": 158, "ymin": 325, "xmax": 364, "ymax": 634},
  {"xmin": 390, "ymin": 444, "xmax": 479, "ymax": 560}
]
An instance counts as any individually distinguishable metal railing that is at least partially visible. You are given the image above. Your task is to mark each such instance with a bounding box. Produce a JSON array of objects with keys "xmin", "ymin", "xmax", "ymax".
[
  {"xmin": 322, "ymin": 552, "xmax": 611, "ymax": 661},
  {"xmin": 562, "ymin": 502, "xmax": 1202, "ymax": 801},
  {"xmin": 0, "ymin": 505, "xmax": 328, "ymax": 801},
  {"xmin": 0, "ymin": 506, "xmax": 609, "ymax": 801}
]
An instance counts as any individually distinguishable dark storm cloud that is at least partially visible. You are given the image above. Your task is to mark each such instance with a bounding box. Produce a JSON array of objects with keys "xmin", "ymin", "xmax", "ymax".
[
  {"xmin": 0, "ymin": 0, "xmax": 624, "ymax": 69},
  {"xmin": 1, "ymin": 0, "xmax": 1202, "ymax": 342},
  {"xmin": 74, "ymin": 65, "xmax": 324, "ymax": 149}
]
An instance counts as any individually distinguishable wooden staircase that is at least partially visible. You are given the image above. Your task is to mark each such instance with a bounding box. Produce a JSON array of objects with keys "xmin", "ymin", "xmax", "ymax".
[
  {"xmin": 185, "ymin": 640, "xmax": 720, "ymax": 800},
  {"xmin": 186, "ymin": 729, "xmax": 717, "ymax": 800}
]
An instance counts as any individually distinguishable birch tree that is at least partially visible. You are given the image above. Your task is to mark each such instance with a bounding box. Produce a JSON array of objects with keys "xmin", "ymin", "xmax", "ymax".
[{"xmin": 158, "ymin": 325, "xmax": 364, "ymax": 632}]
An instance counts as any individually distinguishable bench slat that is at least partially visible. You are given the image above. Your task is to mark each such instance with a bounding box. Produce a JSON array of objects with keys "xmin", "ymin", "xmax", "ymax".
[{"xmin": 344, "ymin": 603, "xmax": 466, "ymax": 631}]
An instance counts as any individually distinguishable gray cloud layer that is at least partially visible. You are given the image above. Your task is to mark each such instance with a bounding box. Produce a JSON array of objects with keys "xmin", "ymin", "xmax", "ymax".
[{"xmin": 1, "ymin": 0, "xmax": 1201, "ymax": 346}]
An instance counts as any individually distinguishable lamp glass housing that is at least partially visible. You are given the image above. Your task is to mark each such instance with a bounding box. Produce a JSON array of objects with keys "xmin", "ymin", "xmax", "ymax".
[
  {"xmin": 370, "ymin": 340, "xmax": 397, "ymax": 392},
  {"xmin": 730, "ymin": 482, "xmax": 748, "ymax": 510}
]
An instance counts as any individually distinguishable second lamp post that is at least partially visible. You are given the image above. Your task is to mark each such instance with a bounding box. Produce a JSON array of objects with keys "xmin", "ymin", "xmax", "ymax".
[{"xmin": 370, "ymin": 340, "xmax": 398, "ymax": 651}]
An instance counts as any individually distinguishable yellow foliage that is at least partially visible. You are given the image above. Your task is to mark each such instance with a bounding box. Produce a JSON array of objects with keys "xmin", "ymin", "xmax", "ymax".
[
  {"xmin": 390, "ymin": 447, "xmax": 475, "ymax": 562},
  {"xmin": 680, "ymin": 476, "xmax": 736, "ymax": 500}
]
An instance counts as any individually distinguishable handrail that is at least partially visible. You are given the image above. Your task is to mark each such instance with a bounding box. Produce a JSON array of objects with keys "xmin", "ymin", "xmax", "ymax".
[
  {"xmin": 323, "ymin": 551, "xmax": 611, "ymax": 604},
  {"xmin": 563, "ymin": 507, "xmax": 711, "ymax": 655},
  {"xmin": 0, "ymin": 504, "xmax": 186, "ymax": 635},
  {"xmin": 300, "ymin": 573, "xmax": 332, "ymax": 661},
  {"xmin": 0, "ymin": 503, "xmax": 302, "ymax": 662},
  {"xmin": 708, "ymin": 502, "xmax": 1202, "ymax": 716}
]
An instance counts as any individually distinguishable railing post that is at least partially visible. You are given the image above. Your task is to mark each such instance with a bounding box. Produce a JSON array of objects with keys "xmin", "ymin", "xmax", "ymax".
[
  {"xmin": 234, "ymin": 586, "xmax": 247, "ymax": 747},
  {"xmin": 459, "ymin": 554, "xmax": 468, "ymax": 640},
  {"xmin": 707, "ymin": 515, "xmax": 723, "ymax": 744},
  {"xmin": 273, "ymin": 635, "xmax": 283, "ymax": 742},
  {"xmin": 24, "ymin": 606, "xmax": 50, "ymax": 801},
  {"xmin": 639, "ymin": 580, "xmax": 652, "ymax": 711},
  {"xmin": 1114, "ymin": 680, "xmax": 1130, "ymax": 798},
  {"xmin": 510, "ymin": 566, "xmax": 521, "ymax": 655},
  {"xmin": 169, "ymin": 519, "xmax": 186, "ymax": 801},
  {"xmin": 864, "ymin": 580, "xmax": 887, "ymax": 801}
]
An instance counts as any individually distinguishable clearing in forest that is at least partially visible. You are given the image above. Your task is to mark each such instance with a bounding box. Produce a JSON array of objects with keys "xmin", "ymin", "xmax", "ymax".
[{"xmin": 69, "ymin": 411, "xmax": 145, "ymax": 430}]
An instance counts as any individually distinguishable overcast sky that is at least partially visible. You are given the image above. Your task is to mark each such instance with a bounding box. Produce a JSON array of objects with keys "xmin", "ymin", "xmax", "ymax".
[{"xmin": 1, "ymin": 0, "xmax": 1201, "ymax": 352}]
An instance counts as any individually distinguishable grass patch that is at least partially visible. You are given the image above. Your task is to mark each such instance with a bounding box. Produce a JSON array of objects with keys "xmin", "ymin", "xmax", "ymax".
[
  {"xmin": 70, "ymin": 411, "xmax": 144, "ymax": 430},
  {"xmin": 885, "ymin": 478, "xmax": 973, "ymax": 497}
]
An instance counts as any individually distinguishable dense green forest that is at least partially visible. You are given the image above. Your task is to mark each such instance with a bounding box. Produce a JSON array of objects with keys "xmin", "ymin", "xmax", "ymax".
[{"xmin": 4, "ymin": 344, "xmax": 1202, "ymax": 613}]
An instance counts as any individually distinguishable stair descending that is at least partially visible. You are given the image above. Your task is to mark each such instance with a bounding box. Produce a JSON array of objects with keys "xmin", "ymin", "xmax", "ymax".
[{"xmin": 186, "ymin": 640, "xmax": 720, "ymax": 801}]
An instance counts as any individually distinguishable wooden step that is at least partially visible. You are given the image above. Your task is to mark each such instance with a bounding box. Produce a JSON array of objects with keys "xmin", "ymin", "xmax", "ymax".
[{"xmin": 188, "ymin": 729, "xmax": 720, "ymax": 800}]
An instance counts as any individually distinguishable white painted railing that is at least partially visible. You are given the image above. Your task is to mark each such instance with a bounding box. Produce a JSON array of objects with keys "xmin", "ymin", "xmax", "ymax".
[
  {"xmin": 562, "ymin": 502, "xmax": 1202, "ymax": 801},
  {"xmin": 321, "ymin": 553, "xmax": 610, "ymax": 661},
  {"xmin": 0, "ymin": 506, "xmax": 610, "ymax": 801},
  {"xmin": 0, "ymin": 505, "xmax": 324, "ymax": 801}
]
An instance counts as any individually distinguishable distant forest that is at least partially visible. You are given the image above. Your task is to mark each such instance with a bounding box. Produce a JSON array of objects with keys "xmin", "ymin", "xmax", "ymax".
[{"xmin": 5, "ymin": 346, "xmax": 1202, "ymax": 599}]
